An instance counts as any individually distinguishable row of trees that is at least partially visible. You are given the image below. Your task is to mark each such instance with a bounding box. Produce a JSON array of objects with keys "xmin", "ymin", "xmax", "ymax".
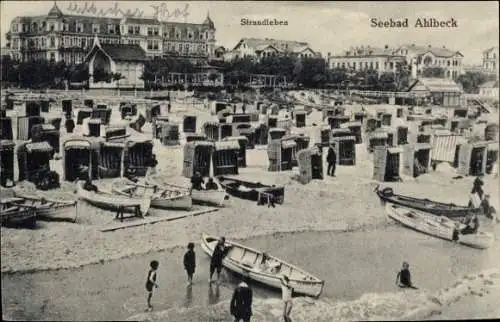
[{"xmin": 2, "ymin": 54, "xmax": 496, "ymax": 93}]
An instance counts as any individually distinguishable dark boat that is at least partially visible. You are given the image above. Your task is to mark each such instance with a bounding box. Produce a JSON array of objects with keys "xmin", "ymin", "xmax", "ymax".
[
  {"xmin": 374, "ymin": 185, "xmax": 476, "ymax": 218},
  {"xmin": 218, "ymin": 176, "xmax": 285, "ymax": 205}
]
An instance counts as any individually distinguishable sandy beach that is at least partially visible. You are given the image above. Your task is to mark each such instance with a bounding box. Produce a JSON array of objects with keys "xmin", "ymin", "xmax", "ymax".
[{"xmin": 1, "ymin": 91, "xmax": 499, "ymax": 321}]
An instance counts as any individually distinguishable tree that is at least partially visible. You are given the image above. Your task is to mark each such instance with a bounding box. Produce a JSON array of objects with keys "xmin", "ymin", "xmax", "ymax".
[
  {"xmin": 92, "ymin": 68, "xmax": 112, "ymax": 83},
  {"xmin": 457, "ymin": 71, "xmax": 496, "ymax": 94},
  {"xmin": 421, "ymin": 67, "xmax": 445, "ymax": 78},
  {"xmin": 111, "ymin": 72, "xmax": 126, "ymax": 93}
]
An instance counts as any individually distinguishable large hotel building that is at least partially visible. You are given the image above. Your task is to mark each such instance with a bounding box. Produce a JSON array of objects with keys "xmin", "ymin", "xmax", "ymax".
[
  {"xmin": 4, "ymin": 2, "xmax": 217, "ymax": 64},
  {"xmin": 328, "ymin": 44, "xmax": 464, "ymax": 80}
]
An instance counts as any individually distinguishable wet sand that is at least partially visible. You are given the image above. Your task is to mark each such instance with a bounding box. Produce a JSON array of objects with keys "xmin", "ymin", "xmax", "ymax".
[{"xmin": 2, "ymin": 225, "xmax": 499, "ymax": 321}]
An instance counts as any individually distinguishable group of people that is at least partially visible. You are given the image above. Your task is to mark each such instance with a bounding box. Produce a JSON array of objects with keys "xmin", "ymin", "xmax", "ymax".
[
  {"xmin": 191, "ymin": 171, "xmax": 219, "ymax": 191},
  {"xmin": 146, "ymin": 237, "xmax": 295, "ymax": 322}
]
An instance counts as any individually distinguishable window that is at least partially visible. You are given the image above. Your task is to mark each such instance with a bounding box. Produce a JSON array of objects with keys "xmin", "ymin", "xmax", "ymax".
[
  {"xmin": 63, "ymin": 23, "xmax": 69, "ymax": 32},
  {"xmin": 12, "ymin": 23, "xmax": 18, "ymax": 32},
  {"xmin": 178, "ymin": 44, "xmax": 182, "ymax": 51},
  {"xmin": 50, "ymin": 24, "xmax": 55, "ymax": 31},
  {"xmin": 153, "ymin": 27, "xmax": 159, "ymax": 36},
  {"xmin": 12, "ymin": 38, "xmax": 19, "ymax": 49},
  {"xmin": 200, "ymin": 34, "xmax": 203, "ymax": 39},
  {"xmin": 92, "ymin": 24, "xmax": 100, "ymax": 33},
  {"xmin": 370, "ymin": 62, "xmax": 373, "ymax": 69},
  {"xmin": 447, "ymin": 60, "xmax": 450, "ymax": 66},
  {"xmin": 148, "ymin": 27, "xmax": 153, "ymax": 36},
  {"xmin": 32, "ymin": 22, "xmax": 38, "ymax": 32},
  {"xmin": 184, "ymin": 44, "xmax": 189, "ymax": 53},
  {"xmin": 50, "ymin": 52, "xmax": 55, "ymax": 61},
  {"xmin": 176, "ymin": 32, "xmax": 180, "ymax": 39},
  {"xmin": 108, "ymin": 24, "xmax": 115, "ymax": 34},
  {"xmin": 375, "ymin": 62, "xmax": 379, "ymax": 69},
  {"xmin": 81, "ymin": 38, "xmax": 86, "ymax": 48},
  {"xmin": 22, "ymin": 24, "xmax": 27, "ymax": 32},
  {"xmin": 77, "ymin": 23, "xmax": 83, "ymax": 32},
  {"xmin": 50, "ymin": 36, "xmax": 55, "ymax": 48},
  {"xmin": 188, "ymin": 33, "xmax": 192, "ymax": 39},
  {"xmin": 134, "ymin": 26, "xmax": 140, "ymax": 34},
  {"xmin": 41, "ymin": 37, "xmax": 46, "ymax": 48}
]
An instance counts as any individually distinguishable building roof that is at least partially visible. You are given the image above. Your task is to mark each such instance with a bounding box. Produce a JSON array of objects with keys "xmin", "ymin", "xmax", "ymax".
[
  {"xmin": 47, "ymin": 2, "xmax": 63, "ymax": 18},
  {"xmin": 203, "ymin": 13, "xmax": 215, "ymax": 29},
  {"xmin": 123, "ymin": 17, "xmax": 160, "ymax": 25},
  {"xmin": 234, "ymin": 37, "xmax": 311, "ymax": 53},
  {"xmin": 85, "ymin": 39, "xmax": 147, "ymax": 62},
  {"xmin": 483, "ymin": 46, "xmax": 499, "ymax": 53},
  {"xmin": 407, "ymin": 77, "xmax": 463, "ymax": 93},
  {"xmin": 399, "ymin": 44, "xmax": 463, "ymax": 58},
  {"xmin": 479, "ymin": 81, "xmax": 499, "ymax": 88}
]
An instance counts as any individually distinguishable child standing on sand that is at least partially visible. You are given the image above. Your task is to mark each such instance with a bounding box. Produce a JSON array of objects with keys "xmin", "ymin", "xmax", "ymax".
[
  {"xmin": 145, "ymin": 260, "xmax": 159, "ymax": 311},
  {"xmin": 183, "ymin": 242, "xmax": 196, "ymax": 285}
]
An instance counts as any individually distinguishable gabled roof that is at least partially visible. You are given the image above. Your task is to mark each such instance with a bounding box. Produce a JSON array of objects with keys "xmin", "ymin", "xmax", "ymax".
[
  {"xmin": 398, "ymin": 44, "xmax": 463, "ymax": 58},
  {"xmin": 407, "ymin": 77, "xmax": 463, "ymax": 93},
  {"xmin": 85, "ymin": 38, "xmax": 147, "ymax": 62},
  {"xmin": 255, "ymin": 44, "xmax": 280, "ymax": 52},
  {"xmin": 234, "ymin": 37, "xmax": 311, "ymax": 52}
]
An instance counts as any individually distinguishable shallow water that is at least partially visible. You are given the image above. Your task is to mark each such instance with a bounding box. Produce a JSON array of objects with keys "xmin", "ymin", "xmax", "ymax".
[{"xmin": 2, "ymin": 224, "xmax": 499, "ymax": 321}]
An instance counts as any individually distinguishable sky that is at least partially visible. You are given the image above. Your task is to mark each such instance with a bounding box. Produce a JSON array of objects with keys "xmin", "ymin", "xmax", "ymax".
[{"xmin": 1, "ymin": 1, "xmax": 498, "ymax": 65}]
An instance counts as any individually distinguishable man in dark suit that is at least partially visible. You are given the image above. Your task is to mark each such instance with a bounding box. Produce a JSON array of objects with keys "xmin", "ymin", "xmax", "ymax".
[
  {"xmin": 230, "ymin": 279, "xmax": 253, "ymax": 322},
  {"xmin": 326, "ymin": 144, "xmax": 337, "ymax": 177}
]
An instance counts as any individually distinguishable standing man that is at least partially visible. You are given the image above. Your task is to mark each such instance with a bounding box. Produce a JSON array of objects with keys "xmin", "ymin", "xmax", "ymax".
[
  {"xmin": 326, "ymin": 144, "xmax": 337, "ymax": 177},
  {"xmin": 209, "ymin": 237, "xmax": 227, "ymax": 283},
  {"xmin": 230, "ymin": 279, "xmax": 253, "ymax": 322}
]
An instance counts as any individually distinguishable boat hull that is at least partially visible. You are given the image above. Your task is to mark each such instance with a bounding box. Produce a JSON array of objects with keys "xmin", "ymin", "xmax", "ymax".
[
  {"xmin": 150, "ymin": 194, "xmax": 193, "ymax": 210},
  {"xmin": 376, "ymin": 186, "xmax": 474, "ymax": 218},
  {"xmin": 192, "ymin": 190, "xmax": 228, "ymax": 207},
  {"xmin": 219, "ymin": 176, "xmax": 285, "ymax": 204},
  {"xmin": 77, "ymin": 181, "xmax": 151, "ymax": 215},
  {"xmin": 201, "ymin": 234, "xmax": 324, "ymax": 297},
  {"xmin": 387, "ymin": 204, "xmax": 494, "ymax": 249}
]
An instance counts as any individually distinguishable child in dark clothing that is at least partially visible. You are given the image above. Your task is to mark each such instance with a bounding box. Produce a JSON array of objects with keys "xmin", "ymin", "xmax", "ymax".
[
  {"xmin": 396, "ymin": 261, "xmax": 417, "ymax": 289},
  {"xmin": 184, "ymin": 242, "xmax": 196, "ymax": 285},
  {"xmin": 146, "ymin": 260, "xmax": 159, "ymax": 311}
]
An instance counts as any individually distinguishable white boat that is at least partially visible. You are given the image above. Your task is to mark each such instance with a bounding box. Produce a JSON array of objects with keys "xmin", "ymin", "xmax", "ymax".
[
  {"xmin": 387, "ymin": 204, "xmax": 494, "ymax": 249},
  {"xmin": 200, "ymin": 234, "xmax": 325, "ymax": 297},
  {"xmin": 145, "ymin": 172, "xmax": 228, "ymax": 207},
  {"xmin": 77, "ymin": 181, "xmax": 152, "ymax": 215},
  {"xmin": 191, "ymin": 189, "xmax": 228, "ymax": 207},
  {"xmin": 9, "ymin": 194, "xmax": 78, "ymax": 222},
  {"xmin": 111, "ymin": 179, "xmax": 193, "ymax": 210}
]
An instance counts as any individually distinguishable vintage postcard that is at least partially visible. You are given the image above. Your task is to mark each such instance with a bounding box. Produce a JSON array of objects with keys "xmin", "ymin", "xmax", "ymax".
[{"xmin": 1, "ymin": 1, "xmax": 499, "ymax": 321}]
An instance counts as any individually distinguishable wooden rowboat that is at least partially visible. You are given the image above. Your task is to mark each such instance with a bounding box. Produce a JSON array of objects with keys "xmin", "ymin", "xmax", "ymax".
[
  {"xmin": 77, "ymin": 181, "xmax": 152, "ymax": 215},
  {"xmin": 218, "ymin": 176, "xmax": 285, "ymax": 204},
  {"xmin": 375, "ymin": 185, "xmax": 475, "ymax": 219},
  {"xmin": 145, "ymin": 173, "xmax": 228, "ymax": 207},
  {"xmin": 0, "ymin": 199, "xmax": 37, "ymax": 228},
  {"xmin": 201, "ymin": 234, "xmax": 325, "ymax": 297},
  {"xmin": 111, "ymin": 178, "xmax": 193, "ymax": 210},
  {"xmin": 5, "ymin": 194, "xmax": 77, "ymax": 222},
  {"xmin": 387, "ymin": 204, "xmax": 494, "ymax": 249}
]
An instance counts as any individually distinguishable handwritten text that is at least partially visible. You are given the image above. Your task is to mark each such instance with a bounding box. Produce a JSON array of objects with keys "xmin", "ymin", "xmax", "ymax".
[
  {"xmin": 151, "ymin": 3, "xmax": 190, "ymax": 21},
  {"xmin": 66, "ymin": 2, "xmax": 144, "ymax": 18}
]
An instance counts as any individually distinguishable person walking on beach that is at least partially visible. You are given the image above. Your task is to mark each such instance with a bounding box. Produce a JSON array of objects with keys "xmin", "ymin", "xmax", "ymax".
[
  {"xmin": 183, "ymin": 242, "xmax": 196, "ymax": 285},
  {"xmin": 230, "ymin": 279, "xmax": 253, "ymax": 322},
  {"xmin": 326, "ymin": 144, "xmax": 337, "ymax": 177},
  {"xmin": 396, "ymin": 261, "xmax": 417, "ymax": 289},
  {"xmin": 209, "ymin": 237, "xmax": 227, "ymax": 284},
  {"xmin": 145, "ymin": 260, "xmax": 159, "ymax": 311},
  {"xmin": 281, "ymin": 275, "xmax": 293, "ymax": 322}
]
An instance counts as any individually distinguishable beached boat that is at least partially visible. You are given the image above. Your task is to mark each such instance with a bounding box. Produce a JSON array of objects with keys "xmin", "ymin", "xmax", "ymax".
[
  {"xmin": 201, "ymin": 234, "xmax": 325, "ymax": 297},
  {"xmin": 76, "ymin": 181, "xmax": 152, "ymax": 215},
  {"xmin": 0, "ymin": 198, "xmax": 37, "ymax": 228},
  {"xmin": 191, "ymin": 189, "xmax": 228, "ymax": 207},
  {"xmin": 386, "ymin": 204, "xmax": 494, "ymax": 249},
  {"xmin": 218, "ymin": 176, "xmax": 285, "ymax": 204},
  {"xmin": 6, "ymin": 194, "xmax": 77, "ymax": 222},
  {"xmin": 145, "ymin": 173, "xmax": 228, "ymax": 207},
  {"xmin": 111, "ymin": 179, "xmax": 192, "ymax": 210},
  {"xmin": 375, "ymin": 185, "xmax": 475, "ymax": 218}
]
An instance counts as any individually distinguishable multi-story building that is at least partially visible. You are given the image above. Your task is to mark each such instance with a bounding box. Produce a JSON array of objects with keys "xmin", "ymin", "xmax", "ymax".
[
  {"xmin": 327, "ymin": 45, "xmax": 405, "ymax": 75},
  {"xmin": 4, "ymin": 3, "xmax": 216, "ymax": 64},
  {"xmin": 393, "ymin": 44, "xmax": 463, "ymax": 80},
  {"xmin": 223, "ymin": 37, "xmax": 319, "ymax": 61},
  {"xmin": 482, "ymin": 46, "xmax": 498, "ymax": 80}
]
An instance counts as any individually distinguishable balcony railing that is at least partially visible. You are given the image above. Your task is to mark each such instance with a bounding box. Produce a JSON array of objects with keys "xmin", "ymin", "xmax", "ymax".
[{"xmin": 163, "ymin": 51, "xmax": 208, "ymax": 58}]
